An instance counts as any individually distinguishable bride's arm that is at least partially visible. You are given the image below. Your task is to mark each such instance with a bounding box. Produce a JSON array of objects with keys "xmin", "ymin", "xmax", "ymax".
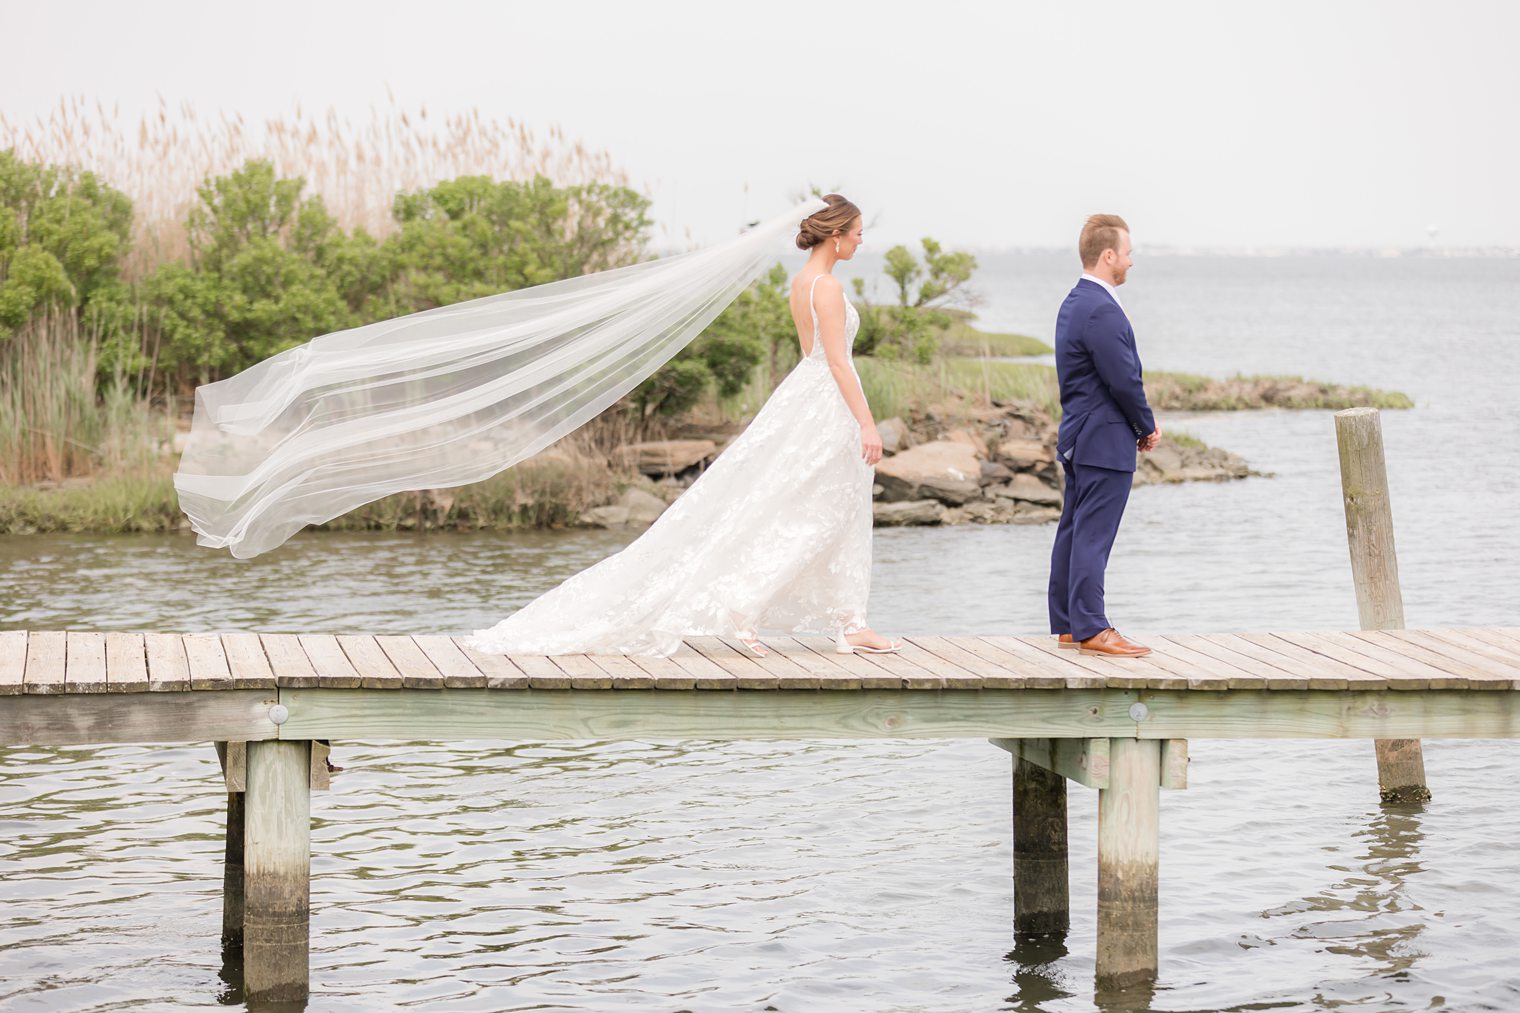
[{"xmin": 813, "ymin": 275, "xmax": 883, "ymax": 465}]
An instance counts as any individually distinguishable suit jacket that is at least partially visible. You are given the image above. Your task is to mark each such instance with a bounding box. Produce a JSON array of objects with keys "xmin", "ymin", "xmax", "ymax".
[{"xmin": 1054, "ymin": 279, "xmax": 1156, "ymax": 473}]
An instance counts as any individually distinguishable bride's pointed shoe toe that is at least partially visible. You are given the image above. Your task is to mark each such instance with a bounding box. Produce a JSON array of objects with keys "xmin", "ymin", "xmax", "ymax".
[
  {"xmin": 835, "ymin": 632, "xmax": 904, "ymax": 655},
  {"xmin": 851, "ymin": 640, "xmax": 903, "ymax": 655}
]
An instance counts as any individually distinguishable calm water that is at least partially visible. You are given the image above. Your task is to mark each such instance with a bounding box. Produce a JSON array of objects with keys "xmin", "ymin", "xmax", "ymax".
[{"xmin": 2, "ymin": 254, "xmax": 1519, "ymax": 1011}]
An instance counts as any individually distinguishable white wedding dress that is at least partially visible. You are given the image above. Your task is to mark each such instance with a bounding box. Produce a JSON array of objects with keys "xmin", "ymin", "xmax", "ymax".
[{"xmin": 466, "ymin": 275, "xmax": 874, "ymax": 657}]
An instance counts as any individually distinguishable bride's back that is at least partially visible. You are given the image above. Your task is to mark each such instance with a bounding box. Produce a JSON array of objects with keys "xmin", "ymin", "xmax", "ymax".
[{"xmin": 788, "ymin": 273, "xmax": 817, "ymax": 358}]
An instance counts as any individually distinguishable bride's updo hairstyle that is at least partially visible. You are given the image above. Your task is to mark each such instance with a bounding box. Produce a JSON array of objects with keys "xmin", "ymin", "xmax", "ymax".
[{"xmin": 796, "ymin": 194, "xmax": 861, "ymax": 251}]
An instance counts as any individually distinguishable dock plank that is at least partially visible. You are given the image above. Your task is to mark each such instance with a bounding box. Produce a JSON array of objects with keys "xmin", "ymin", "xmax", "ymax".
[
  {"xmin": 717, "ymin": 637, "xmax": 820, "ymax": 689},
  {"xmin": 221, "ymin": 633, "xmax": 276, "ymax": 690},
  {"xmin": 144, "ymin": 633, "xmax": 190, "ymax": 691},
  {"xmin": 183, "ymin": 634, "xmax": 233, "ymax": 690},
  {"xmin": 450, "ymin": 639, "xmax": 528, "ymax": 689},
  {"xmin": 964, "ymin": 636, "xmax": 1072, "ymax": 690},
  {"xmin": 1460, "ymin": 627, "xmax": 1520, "ymax": 667},
  {"xmin": 687, "ymin": 637, "xmax": 779, "ymax": 689},
  {"xmin": 1361, "ymin": 630, "xmax": 1514, "ymax": 689},
  {"xmin": 667, "ymin": 643, "xmax": 739, "ymax": 690},
  {"xmin": 969, "ymin": 636, "xmax": 1080, "ymax": 689},
  {"xmin": 412, "ymin": 636, "xmax": 487, "ymax": 688},
  {"xmin": 23, "ymin": 631, "xmax": 66, "ymax": 695},
  {"xmin": 625, "ymin": 652, "xmax": 698, "ymax": 690},
  {"xmin": 259, "ymin": 635, "xmax": 318, "ymax": 689},
  {"xmin": 549, "ymin": 652, "xmax": 614, "ymax": 689},
  {"xmin": 505, "ymin": 653, "xmax": 570, "ymax": 689},
  {"xmin": 297, "ymin": 635, "xmax": 361, "ymax": 688},
  {"xmin": 375, "ymin": 635, "xmax": 447, "ymax": 689},
  {"xmin": 900, "ymin": 638, "xmax": 986, "ymax": 689},
  {"xmin": 932, "ymin": 636, "xmax": 1032, "ymax": 689},
  {"xmin": 1204, "ymin": 634, "xmax": 1321, "ymax": 690},
  {"xmin": 793, "ymin": 636, "xmax": 901, "ymax": 689},
  {"xmin": 1171, "ymin": 634, "xmax": 1309, "ymax": 690},
  {"xmin": 1426, "ymin": 627, "xmax": 1520, "ymax": 662},
  {"xmin": 1146, "ymin": 636, "xmax": 1258, "ymax": 691},
  {"xmin": 585, "ymin": 652, "xmax": 655, "ymax": 690},
  {"xmin": 338, "ymin": 634, "xmax": 403, "ymax": 689},
  {"xmin": 0, "ymin": 632, "xmax": 25, "ymax": 695},
  {"xmin": 851, "ymin": 641, "xmax": 944, "ymax": 689},
  {"xmin": 103, "ymin": 632, "xmax": 149, "ymax": 693},
  {"xmin": 766, "ymin": 638, "xmax": 861, "ymax": 690},
  {"xmin": 1233, "ymin": 633, "xmax": 1372, "ymax": 690},
  {"xmin": 65, "ymin": 632, "xmax": 109, "ymax": 693},
  {"xmin": 1288, "ymin": 631, "xmax": 1444, "ymax": 689}
]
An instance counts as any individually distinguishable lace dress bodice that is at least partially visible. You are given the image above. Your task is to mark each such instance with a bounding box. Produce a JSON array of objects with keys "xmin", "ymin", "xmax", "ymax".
[{"xmin": 467, "ymin": 272, "xmax": 874, "ymax": 658}]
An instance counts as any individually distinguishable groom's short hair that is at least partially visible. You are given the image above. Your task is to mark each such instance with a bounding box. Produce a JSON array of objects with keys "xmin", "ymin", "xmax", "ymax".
[{"xmin": 1080, "ymin": 214, "xmax": 1130, "ymax": 267}]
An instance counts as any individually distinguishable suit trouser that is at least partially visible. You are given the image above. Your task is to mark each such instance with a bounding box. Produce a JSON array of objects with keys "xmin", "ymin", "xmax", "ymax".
[{"xmin": 1047, "ymin": 456, "xmax": 1133, "ymax": 642}]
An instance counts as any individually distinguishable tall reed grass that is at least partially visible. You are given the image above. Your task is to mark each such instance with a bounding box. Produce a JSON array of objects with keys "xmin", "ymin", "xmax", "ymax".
[
  {"xmin": 0, "ymin": 93, "xmax": 632, "ymax": 278},
  {"xmin": 0, "ymin": 309, "xmax": 170, "ymax": 485}
]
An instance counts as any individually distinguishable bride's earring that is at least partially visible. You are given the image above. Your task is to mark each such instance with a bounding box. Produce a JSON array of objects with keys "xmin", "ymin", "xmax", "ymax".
[{"xmin": 834, "ymin": 238, "xmax": 841, "ymax": 253}]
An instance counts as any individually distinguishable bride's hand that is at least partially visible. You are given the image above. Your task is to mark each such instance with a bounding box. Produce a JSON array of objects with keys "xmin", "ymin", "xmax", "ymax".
[{"xmin": 861, "ymin": 423, "xmax": 883, "ymax": 466}]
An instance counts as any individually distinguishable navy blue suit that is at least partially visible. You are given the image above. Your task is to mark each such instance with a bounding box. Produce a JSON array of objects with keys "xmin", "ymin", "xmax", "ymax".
[{"xmin": 1047, "ymin": 279, "xmax": 1156, "ymax": 641}]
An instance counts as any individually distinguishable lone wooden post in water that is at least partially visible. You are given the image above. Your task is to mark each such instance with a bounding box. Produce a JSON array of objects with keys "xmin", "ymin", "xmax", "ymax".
[
  {"xmin": 1335, "ymin": 407, "xmax": 1429, "ymax": 803},
  {"xmin": 1095, "ymin": 737, "xmax": 1161, "ymax": 988},
  {"xmin": 1012, "ymin": 758, "xmax": 1069, "ymax": 937},
  {"xmin": 242, "ymin": 739, "xmax": 311, "ymax": 1003}
]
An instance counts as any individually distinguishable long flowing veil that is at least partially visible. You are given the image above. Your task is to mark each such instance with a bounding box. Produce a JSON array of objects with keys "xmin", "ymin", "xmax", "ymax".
[{"xmin": 173, "ymin": 196, "xmax": 827, "ymax": 559}]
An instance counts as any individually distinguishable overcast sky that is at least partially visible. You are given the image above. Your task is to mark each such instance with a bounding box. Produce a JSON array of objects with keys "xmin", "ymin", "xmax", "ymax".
[{"xmin": 5, "ymin": 0, "xmax": 1517, "ymax": 251}]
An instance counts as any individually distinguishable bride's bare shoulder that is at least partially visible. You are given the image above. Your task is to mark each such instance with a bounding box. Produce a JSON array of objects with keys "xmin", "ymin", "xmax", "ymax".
[{"xmin": 791, "ymin": 272, "xmax": 842, "ymax": 297}]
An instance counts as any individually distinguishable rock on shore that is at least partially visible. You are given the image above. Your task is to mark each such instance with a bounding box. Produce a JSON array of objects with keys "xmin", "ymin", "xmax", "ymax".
[{"xmin": 580, "ymin": 399, "xmax": 1253, "ymax": 530}]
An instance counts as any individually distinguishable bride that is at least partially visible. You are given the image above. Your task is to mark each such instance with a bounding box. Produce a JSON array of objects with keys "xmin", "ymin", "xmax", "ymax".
[{"xmin": 466, "ymin": 194, "xmax": 904, "ymax": 659}]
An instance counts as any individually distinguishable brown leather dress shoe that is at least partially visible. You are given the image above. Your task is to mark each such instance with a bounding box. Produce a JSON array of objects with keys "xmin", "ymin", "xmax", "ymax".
[
  {"xmin": 1078, "ymin": 628, "xmax": 1152, "ymax": 658},
  {"xmin": 1056, "ymin": 634, "xmax": 1077, "ymax": 649}
]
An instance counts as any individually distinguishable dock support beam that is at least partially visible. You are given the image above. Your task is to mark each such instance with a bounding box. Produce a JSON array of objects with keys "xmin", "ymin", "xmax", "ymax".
[
  {"xmin": 223, "ymin": 788, "xmax": 246, "ymax": 950},
  {"xmin": 1095, "ymin": 738, "xmax": 1160, "ymax": 989},
  {"xmin": 214, "ymin": 742, "xmax": 246, "ymax": 951},
  {"xmin": 1012, "ymin": 757, "xmax": 1069, "ymax": 937},
  {"xmin": 1336, "ymin": 407, "xmax": 1430, "ymax": 803},
  {"xmin": 243, "ymin": 740, "xmax": 311, "ymax": 1003}
]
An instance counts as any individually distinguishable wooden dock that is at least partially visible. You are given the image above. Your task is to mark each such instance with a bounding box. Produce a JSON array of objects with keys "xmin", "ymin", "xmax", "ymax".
[
  {"xmin": 3, "ymin": 626, "xmax": 1519, "ymax": 1000},
  {"xmin": 2, "ymin": 409, "xmax": 1512, "ymax": 1002}
]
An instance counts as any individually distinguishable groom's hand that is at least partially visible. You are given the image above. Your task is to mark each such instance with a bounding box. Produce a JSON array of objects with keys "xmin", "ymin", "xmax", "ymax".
[{"xmin": 1138, "ymin": 422, "xmax": 1162, "ymax": 452}]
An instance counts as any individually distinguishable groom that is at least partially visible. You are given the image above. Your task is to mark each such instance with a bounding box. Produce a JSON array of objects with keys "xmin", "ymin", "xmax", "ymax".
[{"xmin": 1047, "ymin": 214, "xmax": 1159, "ymax": 658}]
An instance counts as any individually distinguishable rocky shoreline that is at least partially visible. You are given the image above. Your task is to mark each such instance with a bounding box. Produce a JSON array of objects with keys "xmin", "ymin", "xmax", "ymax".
[{"xmin": 581, "ymin": 397, "xmax": 1253, "ymax": 531}]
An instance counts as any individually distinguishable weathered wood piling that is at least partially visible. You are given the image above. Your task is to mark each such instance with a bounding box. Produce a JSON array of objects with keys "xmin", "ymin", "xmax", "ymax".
[
  {"xmin": 242, "ymin": 740, "xmax": 311, "ymax": 1002},
  {"xmin": 1011, "ymin": 758, "xmax": 1069, "ymax": 937},
  {"xmin": 1336, "ymin": 406, "xmax": 1430, "ymax": 802}
]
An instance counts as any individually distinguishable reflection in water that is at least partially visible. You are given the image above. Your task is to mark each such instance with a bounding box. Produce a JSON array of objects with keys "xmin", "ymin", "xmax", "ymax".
[
  {"xmin": 1267, "ymin": 804, "xmax": 1429, "ymax": 1010},
  {"xmin": 1004, "ymin": 935, "xmax": 1078, "ymax": 1010}
]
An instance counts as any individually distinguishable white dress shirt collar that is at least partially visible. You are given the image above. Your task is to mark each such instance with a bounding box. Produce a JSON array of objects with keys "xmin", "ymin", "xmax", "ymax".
[{"xmin": 1080, "ymin": 272, "xmax": 1124, "ymax": 312}]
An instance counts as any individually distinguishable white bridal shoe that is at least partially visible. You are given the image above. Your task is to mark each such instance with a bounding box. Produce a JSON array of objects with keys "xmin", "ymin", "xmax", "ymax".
[{"xmin": 835, "ymin": 629, "xmax": 905, "ymax": 655}]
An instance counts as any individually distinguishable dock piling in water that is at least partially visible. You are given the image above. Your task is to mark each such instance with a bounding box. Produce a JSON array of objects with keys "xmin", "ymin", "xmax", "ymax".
[
  {"xmin": 1095, "ymin": 738, "xmax": 1161, "ymax": 988},
  {"xmin": 1011, "ymin": 757, "xmax": 1070, "ymax": 937},
  {"xmin": 242, "ymin": 739, "xmax": 311, "ymax": 1003},
  {"xmin": 1336, "ymin": 406, "xmax": 1430, "ymax": 803},
  {"xmin": 214, "ymin": 742, "xmax": 246, "ymax": 952}
]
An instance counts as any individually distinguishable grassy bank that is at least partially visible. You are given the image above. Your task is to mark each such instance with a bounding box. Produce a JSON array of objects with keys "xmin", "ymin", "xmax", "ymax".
[
  {"xmin": 857, "ymin": 358, "xmax": 1413, "ymax": 423},
  {"xmin": 934, "ymin": 310, "xmax": 1053, "ymax": 357},
  {"xmin": 0, "ymin": 350, "xmax": 1414, "ymax": 537},
  {"xmin": 0, "ymin": 452, "xmax": 620, "ymax": 537}
]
